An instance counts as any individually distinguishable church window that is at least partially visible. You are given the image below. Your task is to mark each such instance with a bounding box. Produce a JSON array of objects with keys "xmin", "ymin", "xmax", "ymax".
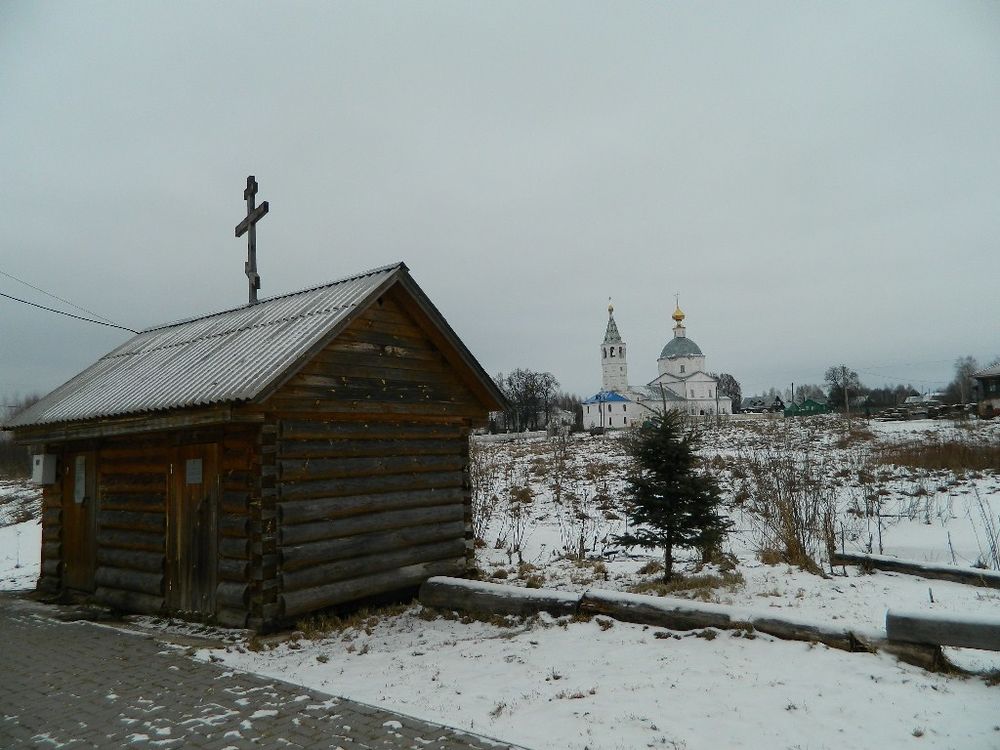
[
  {"xmin": 623, "ymin": 405, "xmax": 627, "ymax": 412},
  {"xmin": 680, "ymin": 364, "xmax": 685, "ymax": 373},
  {"xmin": 618, "ymin": 346, "xmax": 623, "ymax": 357},
  {"xmin": 610, "ymin": 348, "xmax": 615, "ymax": 357},
  {"xmin": 603, "ymin": 348, "xmax": 606, "ymax": 359},
  {"xmin": 624, "ymin": 417, "xmax": 628, "ymax": 425},
  {"xmin": 586, "ymin": 406, "xmax": 590, "ymax": 414}
]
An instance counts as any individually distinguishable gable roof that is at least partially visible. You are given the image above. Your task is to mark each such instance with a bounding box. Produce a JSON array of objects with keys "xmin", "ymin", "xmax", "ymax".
[
  {"xmin": 583, "ymin": 390, "xmax": 632, "ymax": 404},
  {"xmin": 5, "ymin": 262, "xmax": 505, "ymax": 430},
  {"xmin": 974, "ymin": 363, "xmax": 1000, "ymax": 379}
]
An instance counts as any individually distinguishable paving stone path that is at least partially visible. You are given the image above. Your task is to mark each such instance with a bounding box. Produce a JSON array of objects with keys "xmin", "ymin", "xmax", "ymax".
[{"xmin": 0, "ymin": 593, "xmax": 522, "ymax": 749}]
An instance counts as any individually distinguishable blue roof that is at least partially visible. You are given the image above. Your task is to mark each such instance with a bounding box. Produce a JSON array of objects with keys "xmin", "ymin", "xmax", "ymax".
[{"xmin": 583, "ymin": 390, "xmax": 631, "ymax": 404}]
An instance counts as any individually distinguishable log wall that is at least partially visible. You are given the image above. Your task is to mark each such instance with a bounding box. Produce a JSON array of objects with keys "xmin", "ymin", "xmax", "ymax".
[{"xmin": 268, "ymin": 291, "xmax": 482, "ymax": 622}]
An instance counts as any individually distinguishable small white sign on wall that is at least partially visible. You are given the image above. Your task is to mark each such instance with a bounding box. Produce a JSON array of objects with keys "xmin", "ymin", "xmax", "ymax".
[{"xmin": 185, "ymin": 458, "xmax": 203, "ymax": 485}]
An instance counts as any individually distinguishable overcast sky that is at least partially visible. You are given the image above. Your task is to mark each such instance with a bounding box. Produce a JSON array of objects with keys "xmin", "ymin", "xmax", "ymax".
[{"xmin": 2, "ymin": 2, "xmax": 998, "ymax": 409}]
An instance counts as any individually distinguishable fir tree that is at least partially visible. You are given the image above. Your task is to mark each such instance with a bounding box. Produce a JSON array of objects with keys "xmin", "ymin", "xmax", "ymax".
[{"xmin": 616, "ymin": 411, "xmax": 731, "ymax": 580}]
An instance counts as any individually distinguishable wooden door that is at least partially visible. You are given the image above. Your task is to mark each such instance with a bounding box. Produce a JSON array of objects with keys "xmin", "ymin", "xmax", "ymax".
[
  {"xmin": 166, "ymin": 444, "xmax": 219, "ymax": 616},
  {"xmin": 62, "ymin": 451, "xmax": 97, "ymax": 592}
]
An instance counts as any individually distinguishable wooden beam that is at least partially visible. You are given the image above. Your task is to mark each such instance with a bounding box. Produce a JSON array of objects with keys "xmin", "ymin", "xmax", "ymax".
[
  {"xmin": 887, "ymin": 610, "xmax": 1000, "ymax": 651},
  {"xmin": 832, "ymin": 552, "xmax": 1000, "ymax": 590}
]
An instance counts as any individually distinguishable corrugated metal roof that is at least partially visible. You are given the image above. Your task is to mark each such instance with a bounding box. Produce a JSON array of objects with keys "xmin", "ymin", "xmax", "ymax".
[
  {"xmin": 5, "ymin": 263, "xmax": 404, "ymax": 428},
  {"xmin": 974, "ymin": 364, "xmax": 1000, "ymax": 379}
]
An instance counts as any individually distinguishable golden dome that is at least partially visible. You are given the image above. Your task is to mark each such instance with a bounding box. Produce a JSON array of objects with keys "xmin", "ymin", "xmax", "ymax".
[
  {"xmin": 608, "ymin": 299, "xmax": 614, "ymax": 315},
  {"xmin": 672, "ymin": 304, "xmax": 685, "ymax": 323}
]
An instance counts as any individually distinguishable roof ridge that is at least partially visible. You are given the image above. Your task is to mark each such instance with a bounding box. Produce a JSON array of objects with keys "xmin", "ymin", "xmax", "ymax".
[{"xmin": 142, "ymin": 262, "xmax": 406, "ymax": 333}]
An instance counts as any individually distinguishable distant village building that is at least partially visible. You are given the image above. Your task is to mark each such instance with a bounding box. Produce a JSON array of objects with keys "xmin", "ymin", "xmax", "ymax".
[
  {"xmin": 741, "ymin": 395, "xmax": 785, "ymax": 414},
  {"xmin": 973, "ymin": 363, "xmax": 1000, "ymax": 419},
  {"xmin": 582, "ymin": 302, "xmax": 732, "ymax": 429}
]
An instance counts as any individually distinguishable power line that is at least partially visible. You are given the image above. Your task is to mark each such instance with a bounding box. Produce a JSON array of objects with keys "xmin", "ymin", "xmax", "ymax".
[
  {"xmin": 0, "ymin": 268, "xmax": 120, "ymax": 326},
  {"xmin": 0, "ymin": 291, "xmax": 139, "ymax": 333}
]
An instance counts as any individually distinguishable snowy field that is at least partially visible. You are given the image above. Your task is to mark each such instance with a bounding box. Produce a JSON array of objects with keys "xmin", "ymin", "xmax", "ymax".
[{"xmin": 1, "ymin": 417, "xmax": 998, "ymax": 749}]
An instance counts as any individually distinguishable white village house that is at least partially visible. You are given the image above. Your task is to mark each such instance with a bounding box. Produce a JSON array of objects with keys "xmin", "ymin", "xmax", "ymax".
[{"xmin": 582, "ymin": 302, "xmax": 732, "ymax": 429}]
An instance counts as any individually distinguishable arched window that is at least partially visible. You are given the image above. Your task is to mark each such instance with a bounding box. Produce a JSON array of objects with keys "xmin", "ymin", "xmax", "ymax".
[
  {"xmin": 618, "ymin": 346, "xmax": 623, "ymax": 357},
  {"xmin": 680, "ymin": 364, "xmax": 685, "ymax": 373},
  {"xmin": 603, "ymin": 348, "xmax": 606, "ymax": 359},
  {"xmin": 610, "ymin": 348, "xmax": 615, "ymax": 357}
]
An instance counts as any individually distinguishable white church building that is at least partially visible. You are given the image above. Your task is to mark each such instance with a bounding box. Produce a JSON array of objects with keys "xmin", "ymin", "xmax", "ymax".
[{"xmin": 582, "ymin": 301, "xmax": 732, "ymax": 430}]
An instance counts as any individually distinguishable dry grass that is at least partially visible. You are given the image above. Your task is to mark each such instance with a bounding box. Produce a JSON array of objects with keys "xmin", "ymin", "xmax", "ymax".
[
  {"xmin": 628, "ymin": 571, "xmax": 745, "ymax": 601},
  {"xmin": 877, "ymin": 440, "xmax": 1000, "ymax": 474}
]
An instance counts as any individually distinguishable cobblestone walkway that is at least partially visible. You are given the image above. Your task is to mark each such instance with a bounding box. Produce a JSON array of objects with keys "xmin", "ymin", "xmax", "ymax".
[{"xmin": 0, "ymin": 593, "xmax": 521, "ymax": 749}]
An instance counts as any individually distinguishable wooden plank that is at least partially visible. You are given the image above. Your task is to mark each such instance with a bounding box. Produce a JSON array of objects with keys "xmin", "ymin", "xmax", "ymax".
[
  {"xmin": 279, "ymin": 454, "xmax": 464, "ymax": 482},
  {"xmin": 280, "ymin": 469, "xmax": 463, "ymax": 501},
  {"xmin": 280, "ymin": 557, "xmax": 466, "ymax": 618},
  {"xmin": 832, "ymin": 552, "xmax": 1000, "ymax": 590},
  {"xmin": 306, "ymin": 349, "xmax": 450, "ymax": 375},
  {"xmin": 98, "ymin": 493, "xmax": 165, "ymax": 512},
  {"xmin": 276, "ymin": 380, "xmax": 471, "ymax": 403},
  {"xmin": 887, "ymin": 610, "xmax": 1000, "ymax": 651},
  {"xmin": 279, "ymin": 504, "xmax": 465, "ymax": 546},
  {"xmin": 282, "ymin": 538, "xmax": 467, "ymax": 593},
  {"xmin": 277, "ymin": 438, "xmax": 462, "ymax": 460},
  {"xmin": 280, "ymin": 420, "xmax": 465, "ymax": 441},
  {"xmin": 280, "ymin": 520, "xmax": 466, "ymax": 570},
  {"xmin": 97, "ymin": 547, "xmax": 163, "ymax": 574},
  {"xmin": 95, "ymin": 566, "xmax": 164, "ymax": 596},
  {"xmin": 278, "ymin": 487, "xmax": 464, "ymax": 525}
]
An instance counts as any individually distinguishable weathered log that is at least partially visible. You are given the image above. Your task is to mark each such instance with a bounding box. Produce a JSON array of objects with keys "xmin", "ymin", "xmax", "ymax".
[
  {"xmin": 279, "ymin": 504, "xmax": 464, "ymax": 546},
  {"xmin": 42, "ymin": 524, "xmax": 61, "ymax": 542},
  {"xmin": 280, "ymin": 419, "xmax": 465, "ymax": 442},
  {"xmin": 280, "ymin": 558, "xmax": 465, "ymax": 618},
  {"xmin": 886, "ymin": 610, "xmax": 1000, "ymax": 651},
  {"xmin": 280, "ymin": 470, "xmax": 463, "ymax": 501},
  {"xmin": 832, "ymin": 552, "xmax": 1000, "ymax": 590},
  {"xmin": 97, "ymin": 492, "xmax": 165, "ymax": 512},
  {"xmin": 282, "ymin": 539, "xmax": 468, "ymax": 593},
  {"xmin": 419, "ymin": 576, "xmax": 581, "ymax": 617},
  {"xmin": 98, "ymin": 510, "xmax": 164, "ymax": 532},
  {"xmin": 96, "ymin": 547, "xmax": 163, "ymax": 574},
  {"xmin": 97, "ymin": 528, "xmax": 164, "ymax": 552},
  {"xmin": 280, "ymin": 520, "xmax": 466, "ymax": 571},
  {"xmin": 218, "ymin": 557, "xmax": 250, "ymax": 582},
  {"xmin": 42, "ymin": 559, "xmax": 61, "ymax": 578},
  {"xmin": 579, "ymin": 590, "xmax": 733, "ymax": 629},
  {"xmin": 43, "ymin": 507, "xmax": 62, "ymax": 526},
  {"xmin": 42, "ymin": 541, "xmax": 61, "ymax": 561},
  {"xmin": 219, "ymin": 536, "xmax": 251, "ymax": 559},
  {"xmin": 278, "ymin": 487, "xmax": 464, "ymax": 525},
  {"xmin": 278, "ymin": 438, "xmax": 462, "ymax": 460},
  {"xmin": 95, "ymin": 566, "xmax": 164, "ymax": 596},
  {"xmin": 266, "ymin": 398, "xmax": 483, "ymax": 420},
  {"xmin": 216, "ymin": 607, "xmax": 249, "ymax": 629},
  {"xmin": 221, "ymin": 491, "xmax": 250, "ymax": 513},
  {"xmin": 219, "ymin": 515, "xmax": 251, "ymax": 538},
  {"xmin": 95, "ymin": 586, "xmax": 163, "ymax": 615},
  {"xmin": 216, "ymin": 581, "xmax": 250, "ymax": 608},
  {"xmin": 279, "ymin": 454, "xmax": 463, "ymax": 482}
]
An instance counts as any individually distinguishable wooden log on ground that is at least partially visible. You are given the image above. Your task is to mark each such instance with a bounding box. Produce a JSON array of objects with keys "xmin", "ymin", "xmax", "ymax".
[
  {"xmin": 419, "ymin": 576, "xmax": 581, "ymax": 618},
  {"xmin": 282, "ymin": 539, "xmax": 468, "ymax": 593},
  {"xmin": 95, "ymin": 586, "xmax": 163, "ymax": 615},
  {"xmin": 886, "ymin": 610, "xmax": 1000, "ymax": 652},
  {"xmin": 280, "ymin": 520, "xmax": 466, "ymax": 571},
  {"xmin": 279, "ymin": 487, "xmax": 464, "ymax": 525},
  {"xmin": 280, "ymin": 504, "xmax": 463, "ymax": 546},
  {"xmin": 95, "ymin": 567, "xmax": 164, "ymax": 596},
  {"xmin": 96, "ymin": 547, "xmax": 163, "ymax": 574},
  {"xmin": 831, "ymin": 552, "xmax": 1000, "ymax": 590},
  {"xmin": 280, "ymin": 558, "xmax": 465, "ymax": 618},
  {"xmin": 580, "ymin": 590, "xmax": 733, "ymax": 630}
]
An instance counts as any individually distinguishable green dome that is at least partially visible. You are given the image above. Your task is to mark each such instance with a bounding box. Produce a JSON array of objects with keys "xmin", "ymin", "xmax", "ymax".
[{"xmin": 659, "ymin": 336, "xmax": 703, "ymax": 358}]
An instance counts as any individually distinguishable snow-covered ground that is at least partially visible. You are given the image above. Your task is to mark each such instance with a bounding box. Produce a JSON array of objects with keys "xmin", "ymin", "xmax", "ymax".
[{"xmin": 2, "ymin": 417, "xmax": 998, "ymax": 749}]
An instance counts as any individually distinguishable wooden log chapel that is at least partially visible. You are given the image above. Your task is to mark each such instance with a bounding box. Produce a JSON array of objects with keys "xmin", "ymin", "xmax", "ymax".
[{"xmin": 5, "ymin": 263, "xmax": 505, "ymax": 631}]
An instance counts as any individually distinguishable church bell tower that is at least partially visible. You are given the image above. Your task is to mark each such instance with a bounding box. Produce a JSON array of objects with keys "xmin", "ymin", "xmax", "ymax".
[{"xmin": 601, "ymin": 301, "xmax": 629, "ymax": 393}]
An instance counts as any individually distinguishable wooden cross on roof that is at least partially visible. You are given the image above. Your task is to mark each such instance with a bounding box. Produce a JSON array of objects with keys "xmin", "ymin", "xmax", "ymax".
[{"xmin": 235, "ymin": 175, "xmax": 269, "ymax": 305}]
